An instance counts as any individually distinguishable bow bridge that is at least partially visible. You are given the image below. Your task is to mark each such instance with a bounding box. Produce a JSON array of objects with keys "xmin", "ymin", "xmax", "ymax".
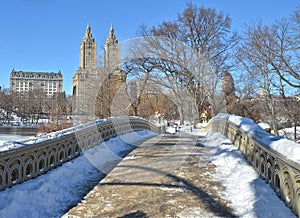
[
  {"xmin": 0, "ymin": 117, "xmax": 162, "ymax": 190},
  {"xmin": 0, "ymin": 115, "xmax": 299, "ymax": 217}
]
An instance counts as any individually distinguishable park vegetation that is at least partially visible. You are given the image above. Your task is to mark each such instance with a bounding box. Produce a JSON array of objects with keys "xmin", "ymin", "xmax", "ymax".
[
  {"xmin": 118, "ymin": 2, "xmax": 300, "ymax": 140},
  {"xmin": 0, "ymin": 3, "xmax": 299, "ymax": 141}
]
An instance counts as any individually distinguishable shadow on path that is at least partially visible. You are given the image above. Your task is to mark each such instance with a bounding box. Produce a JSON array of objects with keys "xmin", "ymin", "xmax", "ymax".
[{"xmin": 101, "ymin": 164, "xmax": 237, "ymax": 218}]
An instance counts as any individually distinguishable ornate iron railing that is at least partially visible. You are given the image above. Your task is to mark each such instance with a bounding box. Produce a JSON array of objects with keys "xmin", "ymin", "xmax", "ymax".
[
  {"xmin": 204, "ymin": 116, "xmax": 300, "ymax": 216},
  {"xmin": 0, "ymin": 116, "xmax": 162, "ymax": 191}
]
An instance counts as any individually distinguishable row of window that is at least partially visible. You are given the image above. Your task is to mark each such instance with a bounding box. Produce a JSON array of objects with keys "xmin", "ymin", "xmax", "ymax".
[
  {"xmin": 13, "ymin": 81, "xmax": 60, "ymax": 89},
  {"xmin": 11, "ymin": 74, "xmax": 62, "ymax": 79},
  {"xmin": 12, "ymin": 80, "xmax": 59, "ymax": 86},
  {"xmin": 15, "ymin": 84, "xmax": 59, "ymax": 89},
  {"xmin": 14, "ymin": 90, "xmax": 58, "ymax": 96},
  {"xmin": 15, "ymin": 87, "xmax": 58, "ymax": 91}
]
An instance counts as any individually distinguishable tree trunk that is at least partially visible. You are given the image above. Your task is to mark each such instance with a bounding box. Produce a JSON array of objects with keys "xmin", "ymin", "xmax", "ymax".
[{"xmin": 294, "ymin": 120, "xmax": 297, "ymax": 142}]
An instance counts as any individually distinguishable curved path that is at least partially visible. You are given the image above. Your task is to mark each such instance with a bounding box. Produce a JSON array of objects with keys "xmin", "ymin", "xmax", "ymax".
[{"xmin": 64, "ymin": 133, "xmax": 236, "ymax": 217}]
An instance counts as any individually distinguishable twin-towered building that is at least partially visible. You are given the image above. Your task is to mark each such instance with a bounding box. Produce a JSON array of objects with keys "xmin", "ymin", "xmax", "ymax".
[
  {"xmin": 9, "ymin": 24, "xmax": 124, "ymax": 122},
  {"xmin": 72, "ymin": 25, "xmax": 125, "ymax": 122}
]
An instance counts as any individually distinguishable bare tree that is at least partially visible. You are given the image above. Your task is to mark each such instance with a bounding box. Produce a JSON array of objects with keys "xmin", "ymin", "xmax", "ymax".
[
  {"xmin": 236, "ymin": 14, "xmax": 300, "ymax": 135},
  {"xmin": 0, "ymin": 88, "xmax": 14, "ymax": 123},
  {"xmin": 27, "ymin": 87, "xmax": 45, "ymax": 124},
  {"xmin": 122, "ymin": 57, "xmax": 155, "ymax": 116},
  {"xmin": 236, "ymin": 21, "xmax": 284, "ymax": 134},
  {"xmin": 50, "ymin": 92, "xmax": 70, "ymax": 124},
  {"xmin": 269, "ymin": 12, "xmax": 300, "ymax": 88},
  {"xmin": 137, "ymin": 3, "xmax": 238, "ymax": 119}
]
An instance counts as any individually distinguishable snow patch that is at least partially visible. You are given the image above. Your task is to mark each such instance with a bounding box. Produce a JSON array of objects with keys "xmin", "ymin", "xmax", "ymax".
[
  {"xmin": 204, "ymin": 131, "xmax": 296, "ymax": 218},
  {"xmin": 214, "ymin": 114, "xmax": 300, "ymax": 164}
]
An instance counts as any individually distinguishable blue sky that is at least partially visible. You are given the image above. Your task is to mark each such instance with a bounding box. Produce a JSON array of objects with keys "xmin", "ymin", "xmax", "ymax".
[{"xmin": 0, "ymin": 0, "xmax": 299, "ymax": 95}]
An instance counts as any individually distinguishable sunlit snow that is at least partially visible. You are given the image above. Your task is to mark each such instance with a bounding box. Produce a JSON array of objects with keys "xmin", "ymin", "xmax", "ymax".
[
  {"xmin": 0, "ymin": 116, "xmax": 298, "ymax": 217},
  {"xmin": 215, "ymin": 114, "xmax": 300, "ymax": 164}
]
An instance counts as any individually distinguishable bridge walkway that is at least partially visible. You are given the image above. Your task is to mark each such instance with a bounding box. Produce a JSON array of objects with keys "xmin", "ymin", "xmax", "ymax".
[{"xmin": 65, "ymin": 133, "xmax": 236, "ymax": 218}]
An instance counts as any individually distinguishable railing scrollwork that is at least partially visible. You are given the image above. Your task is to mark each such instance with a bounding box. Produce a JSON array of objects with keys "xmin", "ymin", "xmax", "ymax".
[
  {"xmin": 0, "ymin": 116, "xmax": 162, "ymax": 191},
  {"xmin": 204, "ymin": 115, "xmax": 300, "ymax": 216}
]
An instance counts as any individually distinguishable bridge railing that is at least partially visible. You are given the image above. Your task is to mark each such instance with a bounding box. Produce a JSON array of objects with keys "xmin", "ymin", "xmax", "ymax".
[
  {"xmin": 0, "ymin": 116, "xmax": 162, "ymax": 191},
  {"xmin": 203, "ymin": 114, "xmax": 300, "ymax": 216}
]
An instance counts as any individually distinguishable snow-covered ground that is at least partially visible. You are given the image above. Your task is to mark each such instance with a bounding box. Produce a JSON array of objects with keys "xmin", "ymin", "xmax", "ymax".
[
  {"xmin": 0, "ymin": 134, "xmax": 34, "ymax": 146},
  {"xmin": 0, "ymin": 124, "xmax": 296, "ymax": 217},
  {"xmin": 0, "ymin": 134, "xmax": 35, "ymax": 151},
  {"xmin": 214, "ymin": 113, "xmax": 300, "ymax": 164},
  {"xmin": 0, "ymin": 130, "xmax": 157, "ymax": 218},
  {"xmin": 0, "ymin": 120, "xmax": 99, "ymax": 152},
  {"xmin": 202, "ymin": 131, "xmax": 295, "ymax": 217},
  {"xmin": 279, "ymin": 126, "xmax": 300, "ymax": 143}
]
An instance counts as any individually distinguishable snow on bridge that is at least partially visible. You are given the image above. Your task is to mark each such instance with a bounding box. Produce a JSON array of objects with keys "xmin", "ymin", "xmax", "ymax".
[{"xmin": 0, "ymin": 115, "xmax": 298, "ymax": 217}]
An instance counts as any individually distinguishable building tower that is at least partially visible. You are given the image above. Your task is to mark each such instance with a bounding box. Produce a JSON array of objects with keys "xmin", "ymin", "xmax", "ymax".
[
  {"xmin": 105, "ymin": 25, "xmax": 125, "ymax": 88},
  {"xmin": 73, "ymin": 25, "xmax": 126, "ymax": 122},
  {"xmin": 80, "ymin": 24, "xmax": 97, "ymax": 70},
  {"xmin": 72, "ymin": 24, "xmax": 99, "ymax": 123},
  {"xmin": 96, "ymin": 26, "xmax": 126, "ymax": 118},
  {"xmin": 104, "ymin": 25, "xmax": 120, "ymax": 73}
]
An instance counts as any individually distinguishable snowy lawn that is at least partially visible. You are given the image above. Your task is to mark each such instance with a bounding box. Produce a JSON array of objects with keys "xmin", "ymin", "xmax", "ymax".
[
  {"xmin": 279, "ymin": 126, "xmax": 300, "ymax": 143},
  {"xmin": 0, "ymin": 134, "xmax": 34, "ymax": 146}
]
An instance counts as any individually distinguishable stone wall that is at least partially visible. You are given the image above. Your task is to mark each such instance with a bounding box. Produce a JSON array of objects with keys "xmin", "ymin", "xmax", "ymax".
[
  {"xmin": 204, "ymin": 117, "xmax": 300, "ymax": 216},
  {"xmin": 0, "ymin": 117, "xmax": 162, "ymax": 191}
]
